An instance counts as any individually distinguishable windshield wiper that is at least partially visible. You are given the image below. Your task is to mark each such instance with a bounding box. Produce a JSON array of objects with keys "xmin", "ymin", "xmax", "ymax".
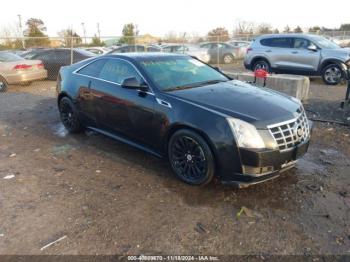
[{"xmin": 166, "ymin": 79, "xmax": 228, "ymax": 92}]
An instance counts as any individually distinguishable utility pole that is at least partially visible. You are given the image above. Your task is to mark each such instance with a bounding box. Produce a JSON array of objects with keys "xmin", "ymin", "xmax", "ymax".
[
  {"xmin": 81, "ymin": 22, "xmax": 86, "ymax": 45},
  {"xmin": 18, "ymin": 14, "xmax": 25, "ymax": 49},
  {"xmin": 97, "ymin": 23, "xmax": 101, "ymax": 40}
]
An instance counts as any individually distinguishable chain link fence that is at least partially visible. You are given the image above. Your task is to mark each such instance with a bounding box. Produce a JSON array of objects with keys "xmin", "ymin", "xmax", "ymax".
[{"xmin": 0, "ymin": 32, "xmax": 349, "ymax": 90}]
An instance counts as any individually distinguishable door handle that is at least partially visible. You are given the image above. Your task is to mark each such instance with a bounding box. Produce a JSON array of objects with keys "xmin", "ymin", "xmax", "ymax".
[
  {"xmin": 292, "ymin": 51, "xmax": 298, "ymax": 54},
  {"xmin": 265, "ymin": 50, "xmax": 272, "ymax": 53}
]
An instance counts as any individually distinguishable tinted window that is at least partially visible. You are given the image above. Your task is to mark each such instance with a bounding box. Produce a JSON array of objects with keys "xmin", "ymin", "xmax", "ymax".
[
  {"xmin": 293, "ymin": 38, "xmax": 310, "ymax": 49},
  {"xmin": 98, "ymin": 59, "xmax": 141, "ymax": 84},
  {"xmin": 78, "ymin": 59, "xmax": 107, "ymax": 77},
  {"xmin": 34, "ymin": 51, "xmax": 55, "ymax": 61},
  {"xmin": 55, "ymin": 50, "xmax": 70, "ymax": 62},
  {"xmin": 260, "ymin": 38, "xmax": 292, "ymax": 48}
]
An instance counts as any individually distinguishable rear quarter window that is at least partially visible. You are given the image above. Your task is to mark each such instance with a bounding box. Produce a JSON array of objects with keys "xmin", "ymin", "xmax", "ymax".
[{"xmin": 77, "ymin": 59, "xmax": 107, "ymax": 77}]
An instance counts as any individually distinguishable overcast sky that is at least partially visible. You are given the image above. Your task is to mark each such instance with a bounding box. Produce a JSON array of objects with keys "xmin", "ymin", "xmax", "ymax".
[{"xmin": 1, "ymin": 0, "xmax": 349, "ymax": 37}]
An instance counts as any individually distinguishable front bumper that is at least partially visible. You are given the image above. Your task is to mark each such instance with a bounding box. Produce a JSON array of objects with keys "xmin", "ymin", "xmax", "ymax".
[{"xmin": 222, "ymin": 139, "xmax": 310, "ymax": 188}]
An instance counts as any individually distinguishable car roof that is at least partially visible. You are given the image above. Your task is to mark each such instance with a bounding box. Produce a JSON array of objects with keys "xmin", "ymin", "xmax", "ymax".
[{"xmin": 257, "ymin": 34, "xmax": 316, "ymax": 39}]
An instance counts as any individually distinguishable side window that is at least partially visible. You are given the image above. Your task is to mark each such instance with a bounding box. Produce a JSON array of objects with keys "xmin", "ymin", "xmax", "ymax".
[
  {"xmin": 261, "ymin": 38, "xmax": 292, "ymax": 48},
  {"xmin": 98, "ymin": 59, "xmax": 142, "ymax": 84},
  {"xmin": 77, "ymin": 59, "xmax": 107, "ymax": 77},
  {"xmin": 293, "ymin": 38, "xmax": 310, "ymax": 49}
]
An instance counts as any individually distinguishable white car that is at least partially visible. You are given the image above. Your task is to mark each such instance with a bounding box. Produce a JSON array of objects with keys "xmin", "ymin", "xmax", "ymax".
[
  {"xmin": 84, "ymin": 47, "xmax": 111, "ymax": 55},
  {"xmin": 161, "ymin": 44, "xmax": 210, "ymax": 63},
  {"xmin": 227, "ymin": 40, "xmax": 251, "ymax": 58}
]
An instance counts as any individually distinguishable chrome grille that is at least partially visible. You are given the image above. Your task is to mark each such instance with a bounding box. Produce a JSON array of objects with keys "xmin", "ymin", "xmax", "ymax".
[{"xmin": 268, "ymin": 107, "xmax": 310, "ymax": 151}]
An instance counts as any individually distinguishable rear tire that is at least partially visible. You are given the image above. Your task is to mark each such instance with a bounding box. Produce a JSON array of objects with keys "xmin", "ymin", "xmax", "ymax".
[
  {"xmin": 252, "ymin": 59, "xmax": 270, "ymax": 72},
  {"xmin": 0, "ymin": 76, "xmax": 8, "ymax": 92},
  {"xmin": 321, "ymin": 64, "xmax": 343, "ymax": 85},
  {"xmin": 58, "ymin": 97, "xmax": 83, "ymax": 133},
  {"xmin": 222, "ymin": 54, "xmax": 234, "ymax": 64},
  {"xmin": 168, "ymin": 129, "xmax": 215, "ymax": 186}
]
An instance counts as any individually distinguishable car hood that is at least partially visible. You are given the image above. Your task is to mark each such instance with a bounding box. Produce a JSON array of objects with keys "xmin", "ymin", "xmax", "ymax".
[
  {"xmin": 321, "ymin": 48, "xmax": 350, "ymax": 60},
  {"xmin": 163, "ymin": 80, "xmax": 301, "ymax": 128}
]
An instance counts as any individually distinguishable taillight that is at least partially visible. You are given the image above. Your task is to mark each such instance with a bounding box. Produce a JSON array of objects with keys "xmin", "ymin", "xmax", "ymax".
[
  {"xmin": 246, "ymin": 48, "xmax": 253, "ymax": 54},
  {"xmin": 14, "ymin": 64, "xmax": 32, "ymax": 70},
  {"xmin": 37, "ymin": 63, "xmax": 44, "ymax": 69}
]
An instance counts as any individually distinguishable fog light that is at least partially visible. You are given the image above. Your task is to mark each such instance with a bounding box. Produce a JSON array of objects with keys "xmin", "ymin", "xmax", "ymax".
[{"xmin": 242, "ymin": 165, "xmax": 274, "ymax": 176}]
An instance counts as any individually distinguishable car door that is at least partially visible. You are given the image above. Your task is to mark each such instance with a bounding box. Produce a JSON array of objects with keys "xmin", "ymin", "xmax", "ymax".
[
  {"xmin": 288, "ymin": 37, "xmax": 321, "ymax": 72},
  {"xmin": 260, "ymin": 37, "xmax": 294, "ymax": 69},
  {"xmin": 75, "ymin": 58, "xmax": 108, "ymax": 126},
  {"xmin": 89, "ymin": 58, "xmax": 156, "ymax": 146}
]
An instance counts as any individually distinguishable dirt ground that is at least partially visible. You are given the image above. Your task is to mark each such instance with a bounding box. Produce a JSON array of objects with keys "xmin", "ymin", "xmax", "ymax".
[{"xmin": 0, "ymin": 69, "xmax": 349, "ymax": 256}]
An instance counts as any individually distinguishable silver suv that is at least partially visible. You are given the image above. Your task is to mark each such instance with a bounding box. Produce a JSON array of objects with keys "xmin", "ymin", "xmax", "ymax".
[{"xmin": 244, "ymin": 34, "xmax": 350, "ymax": 85}]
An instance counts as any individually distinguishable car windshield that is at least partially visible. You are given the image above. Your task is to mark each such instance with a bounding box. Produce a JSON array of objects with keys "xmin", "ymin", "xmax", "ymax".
[
  {"xmin": 311, "ymin": 36, "xmax": 341, "ymax": 49},
  {"xmin": 139, "ymin": 57, "xmax": 229, "ymax": 91},
  {"xmin": 0, "ymin": 52, "xmax": 23, "ymax": 62}
]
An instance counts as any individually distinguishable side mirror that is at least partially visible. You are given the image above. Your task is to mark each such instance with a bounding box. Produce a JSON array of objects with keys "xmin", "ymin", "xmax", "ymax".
[
  {"xmin": 307, "ymin": 44, "xmax": 318, "ymax": 52},
  {"xmin": 121, "ymin": 77, "xmax": 148, "ymax": 92}
]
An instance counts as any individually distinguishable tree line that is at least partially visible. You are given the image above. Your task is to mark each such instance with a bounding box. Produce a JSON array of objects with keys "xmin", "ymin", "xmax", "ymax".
[{"xmin": 1, "ymin": 18, "xmax": 350, "ymax": 49}]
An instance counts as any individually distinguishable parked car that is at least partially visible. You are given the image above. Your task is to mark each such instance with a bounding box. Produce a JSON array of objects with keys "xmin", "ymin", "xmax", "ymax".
[
  {"xmin": 244, "ymin": 34, "xmax": 350, "ymax": 85},
  {"xmin": 22, "ymin": 48, "xmax": 95, "ymax": 80},
  {"xmin": 108, "ymin": 45, "xmax": 161, "ymax": 54},
  {"xmin": 0, "ymin": 51, "xmax": 47, "ymax": 92},
  {"xmin": 227, "ymin": 40, "xmax": 251, "ymax": 58},
  {"xmin": 57, "ymin": 53, "xmax": 312, "ymax": 187},
  {"xmin": 84, "ymin": 47, "xmax": 111, "ymax": 55},
  {"xmin": 161, "ymin": 44, "xmax": 210, "ymax": 63},
  {"xmin": 200, "ymin": 42, "xmax": 239, "ymax": 64}
]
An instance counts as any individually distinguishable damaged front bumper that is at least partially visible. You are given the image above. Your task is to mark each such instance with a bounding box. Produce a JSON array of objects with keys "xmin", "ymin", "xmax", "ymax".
[{"xmin": 222, "ymin": 139, "xmax": 310, "ymax": 188}]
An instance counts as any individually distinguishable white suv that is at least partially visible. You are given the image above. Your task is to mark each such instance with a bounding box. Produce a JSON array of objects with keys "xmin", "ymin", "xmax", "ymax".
[{"xmin": 244, "ymin": 34, "xmax": 350, "ymax": 85}]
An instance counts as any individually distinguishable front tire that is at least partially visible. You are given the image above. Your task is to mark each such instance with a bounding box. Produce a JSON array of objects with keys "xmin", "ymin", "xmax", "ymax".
[
  {"xmin": 58, "ymin": 97, "xmax": 83, "ymax": 133},
  {"xmin": 322, "ymin": 64, "xmax": 343, "ymax": 85},
  {"xmin": 168, "ymin": 129, "xmax": 215, "ymax": 186},
  {"xmin": 0, "ymin": 76, "xmax": 8, "ymax": 92}
]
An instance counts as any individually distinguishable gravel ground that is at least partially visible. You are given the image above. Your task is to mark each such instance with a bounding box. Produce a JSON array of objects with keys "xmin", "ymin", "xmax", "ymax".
[{"xmin": 0, "ymin": 70, "xmax": 349, "ymax": 256}]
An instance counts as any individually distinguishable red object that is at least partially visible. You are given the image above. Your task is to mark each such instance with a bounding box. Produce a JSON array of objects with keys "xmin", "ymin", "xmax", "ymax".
[
  {"xmin": 246, "ymin": 48, "xmax": 253, "ymax": 54},
  {"xmin": 37, "ymin": 62, "xmax": 44, "ymax": 69},
  {"xmin": 14, "ymin": 64, "xmax": 32, "ymax": 70},
  {"xmin": 254, "ymin": 69, "xmax": 269, "ymax": 79}
]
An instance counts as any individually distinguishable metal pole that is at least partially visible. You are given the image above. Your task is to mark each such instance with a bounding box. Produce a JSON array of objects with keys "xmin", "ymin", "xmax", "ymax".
[
  {"xmin": 18, "ymin": 14, "xmax": 25, "ymax": 49},
  {"xmin": 217, "ymin": 35, "xmax": 220, "ymax": 67},
  {"xmin": 81, "ymin": 22, "xmax": 86, "ymax": 45},
  {"xmin": 97, "ymin": 22, "xmax": 101, "ymax": 40}
]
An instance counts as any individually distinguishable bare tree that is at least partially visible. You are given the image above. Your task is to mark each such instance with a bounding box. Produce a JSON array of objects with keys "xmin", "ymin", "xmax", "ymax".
[
  {"xmin": 256, "ymin": 23, "xmax": 273, "ymax": 34},
  {"xmin": 58, "ymin": 28, "xmax": 82, "ymax": 47},
  {"xmin": 207, "ymin": 27, "xmax": 230, "ymax": 41},
  {"xmin": 235, "ymin": 20, "xmax": 254, "ymax": 35}
]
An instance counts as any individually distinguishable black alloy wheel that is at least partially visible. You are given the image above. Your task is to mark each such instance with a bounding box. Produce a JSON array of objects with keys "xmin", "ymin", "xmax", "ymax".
[
  {"xmin": 168, "ymin": 129, "xmax": 215, "ymax": 186},
  {"xmin": 59, "ymin": 97, "xmax": 83, "ymax": 133}
]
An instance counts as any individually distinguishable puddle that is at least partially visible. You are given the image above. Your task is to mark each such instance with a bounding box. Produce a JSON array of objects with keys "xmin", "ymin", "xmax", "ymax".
[
  {"xmin": 52, "ymin": 123, "xmax": 68, "ymax": 138},
  {"xmin": 51, "ymin": 144, "xmax": 75, "ymax": 156}
]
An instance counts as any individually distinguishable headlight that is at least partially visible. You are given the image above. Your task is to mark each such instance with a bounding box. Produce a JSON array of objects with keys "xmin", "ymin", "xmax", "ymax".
[{"xmin": 227, "ymin": 118, "xmax": 265, "ymax": 149}]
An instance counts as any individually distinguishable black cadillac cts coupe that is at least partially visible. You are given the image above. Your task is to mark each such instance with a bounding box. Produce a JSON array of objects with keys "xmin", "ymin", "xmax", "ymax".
[{"xmin": 57, "ymin": 53, "xmax": 312, "ymax": 187}]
